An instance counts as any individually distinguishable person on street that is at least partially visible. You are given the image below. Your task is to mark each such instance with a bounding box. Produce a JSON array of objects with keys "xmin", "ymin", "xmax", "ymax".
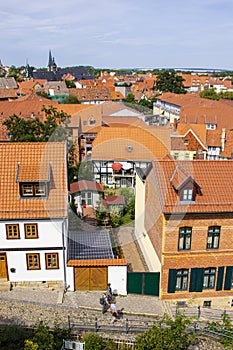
[{"xmin": 109, "ymin": 298, "xmax": 118, "ymax": 324}]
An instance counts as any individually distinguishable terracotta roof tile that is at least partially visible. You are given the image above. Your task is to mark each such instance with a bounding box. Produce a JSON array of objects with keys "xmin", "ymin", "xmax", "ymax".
[
  {"xmin": 151, "ymin": 159, "xmax": 233, "ymax": 213},
  {"xmin": 0, "ymin": 142, "xmax": 67, "ymax": 219},
  {"xmin": 70, "ymin": 180, "xmax": 103, "ymax": 193},
  {"xmin": 67, "ymin": 258, "xmax": 126, "ymax": 266},
  {"xmin": 92, "ymin": 126, "xmax": 170, "ymax": 161}
]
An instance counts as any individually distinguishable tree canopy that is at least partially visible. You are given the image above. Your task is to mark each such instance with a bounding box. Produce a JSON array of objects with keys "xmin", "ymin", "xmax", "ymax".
[
  {"xmin": 62, "ymin": 94, "xmax": 81, "ymax": 104},
  {"xmin": 3, "ymin": 106, "xmax": 71, "ymax": 142},
  {"xmin": 135, "ymin": 313, "xmax": 193, "ymax": 350},
  {"xmin": 200, "ymin": 88, "xmax": 219, "ymax": 100},
  {"xmin": 155, "ymin": 70, "xmax": 186, "ymax": 94}
]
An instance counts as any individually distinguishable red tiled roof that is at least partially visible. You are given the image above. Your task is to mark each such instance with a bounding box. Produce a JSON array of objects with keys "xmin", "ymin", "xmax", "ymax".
[
  {"xmin": 92, "ymin": 126, "xmax": 170, "ymax": 161},
  {"xmin": 0, "ymin": 142, "xmax": 67, "ymax": 219},
  {"xmin": 67, "ymin": 258, "xmax": 126, "ymax": 267},
  {"xmin": 70, "ymin": 180, "xmax": 103, "ymax": 193},
  {"xmin": 151, "ymin": 159, "xmax": 233, "ymax": 213},
  {"xmin": 105, "ymin": 195, "xmax": 125, "ymax": 206}
]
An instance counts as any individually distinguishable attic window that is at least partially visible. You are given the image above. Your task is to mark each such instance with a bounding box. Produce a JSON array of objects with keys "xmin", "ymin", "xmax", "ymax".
[
  {"xmin": 184, "ymin": 140, "xmax": 189, "ymax": 145},
  {"xmin": 182, "ymin": 189, "xmax": 193, "ymax": 201},
  {"xmin": 20, "ymin": 182, "xmax": 46, "ymax": 198},
  {"xmin": 89, "ymin": 116, "xmax": 96, "ymax": 126},
  {"xmin": 127, "ymin": 146, "xmax": 133, "ymax": 152}
]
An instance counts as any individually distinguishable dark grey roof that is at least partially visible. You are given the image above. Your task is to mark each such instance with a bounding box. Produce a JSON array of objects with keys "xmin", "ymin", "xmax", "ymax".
[
  {"xmin": 68, "ymin": 230, "xmax": 114, "ymax": 260},
  {"xmin": 32, "ymin": 66, "xmax": 95, "ymax": 81}
]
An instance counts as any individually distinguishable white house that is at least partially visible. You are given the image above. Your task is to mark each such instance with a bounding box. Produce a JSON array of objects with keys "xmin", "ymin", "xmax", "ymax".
[{"xmin": 0, "ymin": 142, "xmax": 68, "ymax": 291}]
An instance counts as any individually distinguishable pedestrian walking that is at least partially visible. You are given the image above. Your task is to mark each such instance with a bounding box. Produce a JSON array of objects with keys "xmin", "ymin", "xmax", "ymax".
[
  {"xmin": 109, "ymin": 298, "xmax": 118, "ymax": 324},
  {"xmin": 100, "ymin": 293, "xmax": 110, "ymax": 314},
  {"xmin": 106, "ymin": 282, "xmax": 112, "ymax": 296}
]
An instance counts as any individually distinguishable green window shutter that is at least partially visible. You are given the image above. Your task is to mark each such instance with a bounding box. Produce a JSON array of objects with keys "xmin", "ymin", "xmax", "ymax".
[
  {"xmin": 189, "ymin": 268, "xmax": 198, "ymax": 292},
  {"xmin": 224, "ymin": 266, "xmax": 233, "ymax": 290},
  {"xmin": 216, "ymin": 267, "xmax": 224, "ymax": 291},
  {"xmin": 189, "ymin": 268, "xmax": 204, "ymax": 292},
  {"xmin": 196, "ymin": 268, "xmax": 204, "ymax": 292},
  {"xmin": 167, "ymin": 269, "xmax": 176, "ymax": 293}
]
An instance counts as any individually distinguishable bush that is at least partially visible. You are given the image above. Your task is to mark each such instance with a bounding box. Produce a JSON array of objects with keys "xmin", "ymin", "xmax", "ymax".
[
  {"xmin": 135, "ymin": 313, "xmax": 193, "ymax": 350},
  {"xmin": 82, "ymin": 332, "xmax": 104, "ymax": 350}
]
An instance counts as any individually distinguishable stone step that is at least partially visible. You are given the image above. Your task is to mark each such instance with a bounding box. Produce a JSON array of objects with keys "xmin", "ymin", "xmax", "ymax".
[{"xmin": 0, "ymin": 280, "xmax": 11, "ymax": 291}]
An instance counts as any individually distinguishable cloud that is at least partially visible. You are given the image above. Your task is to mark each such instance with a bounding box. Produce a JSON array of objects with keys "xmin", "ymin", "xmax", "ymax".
[{"xmin": 1, "ymin": 0, "xmax": 233, "ymax": 69}]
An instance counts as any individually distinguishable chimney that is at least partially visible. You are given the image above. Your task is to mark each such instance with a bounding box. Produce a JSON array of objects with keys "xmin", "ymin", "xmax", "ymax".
[
  {"xmin": 221, "ymin": 128, "xmax": 226, "ymax": 152},
  {"xmin": 173, "ymin": 118, "xmax": 178, "ymax": 131}
]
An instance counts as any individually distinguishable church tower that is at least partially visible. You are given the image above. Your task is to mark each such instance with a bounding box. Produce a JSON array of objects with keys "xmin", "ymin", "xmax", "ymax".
[{"xmin": 47, "ymin": 50, "xmax": 57, "ymax": 72}]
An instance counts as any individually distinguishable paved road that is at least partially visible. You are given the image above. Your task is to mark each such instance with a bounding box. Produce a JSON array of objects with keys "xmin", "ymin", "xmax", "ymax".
[{"xmin": 0, "ymin": 288, "xmax": 165, "ymax": 318}]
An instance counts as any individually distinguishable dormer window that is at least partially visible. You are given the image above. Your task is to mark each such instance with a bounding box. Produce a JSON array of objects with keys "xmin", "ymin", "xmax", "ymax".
[
  {"xmin": 20, "ymin": 182, "xmax": 46, "ymax": 197},
  {"xmin": 89, "ymin": 116, "xmax": 96, "ymax": 126},
  {"xmin": 170, "ymin": 165, "xmax": 201, "ymax": 204},
  {"xmin": 183, "ymin": 188, "xmax": 193, "ymax": 201}
]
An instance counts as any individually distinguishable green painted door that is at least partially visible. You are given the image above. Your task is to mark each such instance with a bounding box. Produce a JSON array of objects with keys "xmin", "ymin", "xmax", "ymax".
[{"xmin": 127, "ymin": 272, "xmax": 160, "ymax": 296}]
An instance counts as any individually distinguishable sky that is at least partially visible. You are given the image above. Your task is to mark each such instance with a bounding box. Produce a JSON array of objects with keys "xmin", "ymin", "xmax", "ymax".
[{"xmin": 1, "ymin": 0, "xmax": 233, "ymax": 70}]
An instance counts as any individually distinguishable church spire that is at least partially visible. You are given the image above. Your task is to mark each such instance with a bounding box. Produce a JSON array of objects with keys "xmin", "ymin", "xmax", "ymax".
[{"xmin": 48, "ymin": 50, "xmax": 57, "ymax": 72}]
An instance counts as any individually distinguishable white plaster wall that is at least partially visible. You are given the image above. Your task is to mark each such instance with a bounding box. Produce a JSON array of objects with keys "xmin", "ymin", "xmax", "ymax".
[
  {"xmin": 135, "ymin": 173, "xmax": 161, "ymax": 272},
  {"xmin": 66, "ymin": 266, "xmax": 74, "ymax": 291},
  {"xmin": 93, "ymin": 192, "xmax": 101, "ymax": 207},
  {"xmin": 0, "ymin": 220, "xmax": 64, "ymax": 249},
  {"xmin": 7, "ymin": 250, "xmax": 65, "ymax": 282},
  {"xmin": 108, "ymin": 266, "xmax": 127, "ymax": 295}
]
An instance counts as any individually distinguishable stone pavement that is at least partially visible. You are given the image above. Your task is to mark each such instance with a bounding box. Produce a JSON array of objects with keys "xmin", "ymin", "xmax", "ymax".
[{"xmin": 0, "ymin": 287, "xmax": 165, "ymax": 318}]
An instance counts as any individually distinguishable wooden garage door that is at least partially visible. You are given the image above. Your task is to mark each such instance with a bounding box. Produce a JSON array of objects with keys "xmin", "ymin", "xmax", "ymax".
[
  {"xmin": 74, "ymin": 267, "xmax": 108, "ymax": 291},
  {"xmin": 0, "ymin": 254, "xmax": 7, "ymax": 279}
]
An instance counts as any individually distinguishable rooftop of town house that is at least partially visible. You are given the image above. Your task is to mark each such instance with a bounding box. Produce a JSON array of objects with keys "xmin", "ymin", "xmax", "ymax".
[
  {"xmin": 0, "ymin": 142, "xmax": 67, "ymax": 219},
  {"xmin": 180, "ymin": 99, "xmax": 233, "ymax": 129},
  {"xmin": 70, "ymin": 180, "xmax": 103, "ymax": 193},
  {"xmin": 151, "ymin": 159, "xmax": 233, "ymax": 214},
  {"xmin": 171, "ymin": 123, "xmax": 208, "ymax": 151},
  {"xmin": 102, "ymin": 116, "xmax": 147, "ymax": 128},
  {"xmin": 103, "ymin": 195, "xmax": 125, "ymax": 206},
  {"xmin": 155, "ymin": 92, "xmax": 200, "ymax": 107},
  {"xmin": 91, "ymin": 125, "xmax": 170, "ymax": 161}
]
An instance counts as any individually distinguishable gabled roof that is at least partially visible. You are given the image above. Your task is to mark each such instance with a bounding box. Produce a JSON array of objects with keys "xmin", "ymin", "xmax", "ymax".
[
  {"xmin": 33, "ymin": 66, "xmax": 95, "ymax": 81},
  {"xmin": 102, "ymin": 116, "xmax": 146, "ymax": 128},
  {"xmin": 0, "ymin": 142, "xmax": 67, "ymax": 219},
  {"xmin": 104, "ymin": 195, "xmax": 125, "ymax": 206},
  {"xmin": 180, "ymin": 99, "xmax": 233, "ymax": 129},
  {"xmin": 70, "ymin": 180, "xmax": 103, "ymax": 193},
  {"xmin": 151, "ymin": 159, "xmax": 233, "ymax": 214},
  {"xmin": 171, "ymin": 123, "xmax": 208, "ymax": 151},
  {"xmin": 170, "ymin": 164, "xmax": 200, "ymax": 191},
  {"xmin": 92, "ymin": 126, "xmax": 170, "ymax": 161},
  {"xmin": 17, "ymin": 163, "xmax": 51, "ymax": 182},
  {"xmin": 0, "ymin": 77, "xmax": 18, "ymax": 89}
]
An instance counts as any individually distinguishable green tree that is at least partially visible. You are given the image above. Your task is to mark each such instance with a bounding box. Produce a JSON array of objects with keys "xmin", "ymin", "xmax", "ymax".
[
  {"xmin": 36, "ymin": 91, "xmax": 50, "ymax": 99},
  {"xmin": 155, "ymin": 70, "xmax": 186, "ymax": 94},
  {"xmin": 65, "ymin": 80, "xmax": 76, "ymax": 88},
  {"xmin": 25, "ymin": 320, "xmax": 70, "ymax": 350},
  {"xmin": 135, "ymin": 313, "xmax": 193, "ymax": 350},
  {"xmin": 200, "ymin": 88, "xmax": 219, "ymax": 100},
  {"xmin": 24, "ymin": 340, "xmax": 39, "ymax": 350},
  {"xmin": 8, "ymin": 65, "xmax": 23, "ymax": 82},
  {"xmin": 3, "ymin": 115, "xmax": 42, "ymax": 142},
  {"xmin": 3, "ymin": 107, "xmax": 71, "ymax": 142},
  {"xmin": 125, "ymin": 92, "xmax": 135, "ymax": 103},
  {"xmin": 219, "ymin": 90, "xmax": 233, "ymax": 100},
  {"xmin": 63, "ymin": 94, "xmax": 81, "ymax": 104},
  {"xmin": 82, "ymin": 332, "xmax": 104, "ymax": 350},
  {"xmin": 206, "ymin": 312, "xmax": 233, "ymax": 347},
  {"xmin": 0, "ymin": 323, "xmax": 30, "ymax": 350}
]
